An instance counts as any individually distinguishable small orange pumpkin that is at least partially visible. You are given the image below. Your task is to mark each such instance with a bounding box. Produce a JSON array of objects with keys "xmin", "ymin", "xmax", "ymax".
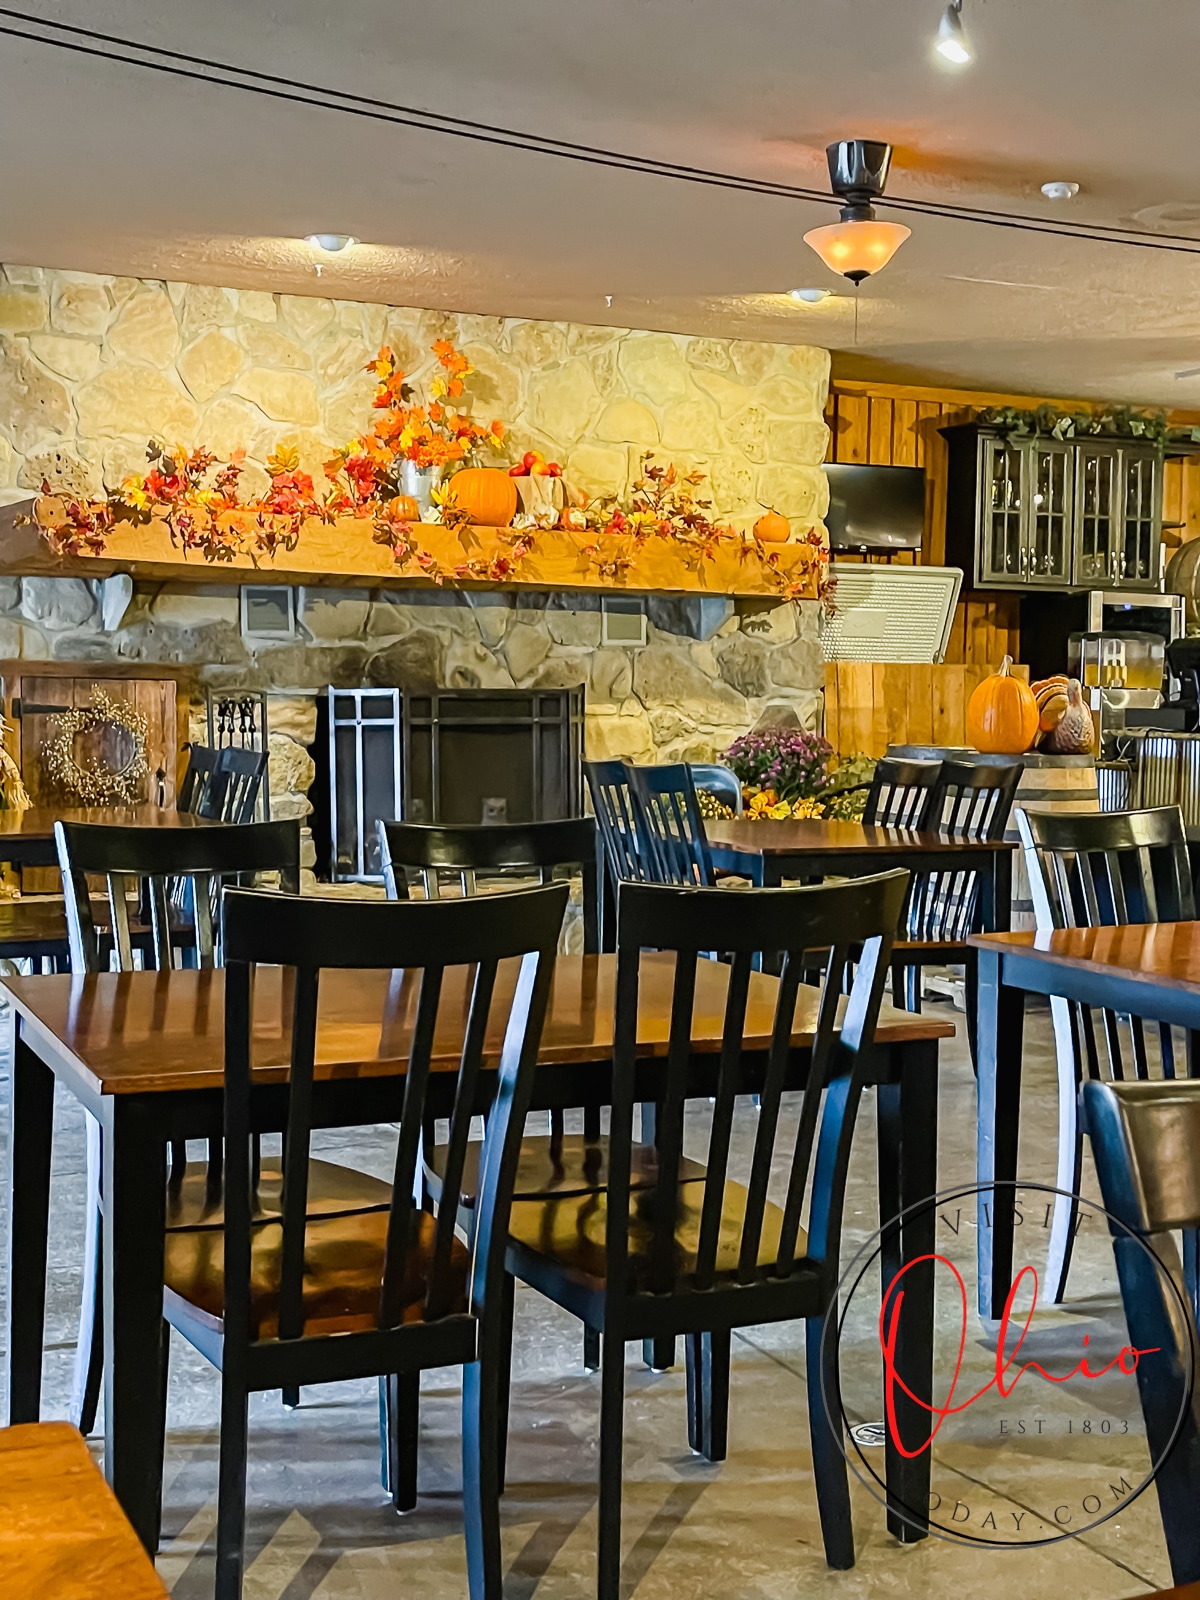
[
  {"xmin": 966, "ymin": 655, "xmax": 1039, "ymax": 754},
  {"xmin": 445, "ymin": 467, "xmax": 518, "ymax": 528},
  {"xmin": 754, "ymin": 508, "xmax": 791, "ymax": 543},
  {"xmin": 386, "ymin": 494, "xmax": 421, "ymax": 522}
]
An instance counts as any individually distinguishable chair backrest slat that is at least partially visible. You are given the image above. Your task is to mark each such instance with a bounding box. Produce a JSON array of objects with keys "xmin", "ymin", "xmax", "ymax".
[
  {"xmin": 425, "ymin": 958, "xmax": 498, "ymax": 1319},
  {"xmin": 277, "ymin": 966, "xmax": 320, "ymax": 1343},
  {"xmin": 612, "ymin": 869, "xmax": 908, "ymax": 1306},
  {"xmin": 648, "ymin": 950, "xmax": 699, "ymax": 1297},
  {"xmin": 692, "ymin": 950, "xmax": 754, "ymax": 1291},
  {"xmin": 381, "ymin": 965, "xmax": 443, "ymax": 1329},
  {"xmin": 736, "ymin": 954, "xmax": 804, "ymax": 1282}
]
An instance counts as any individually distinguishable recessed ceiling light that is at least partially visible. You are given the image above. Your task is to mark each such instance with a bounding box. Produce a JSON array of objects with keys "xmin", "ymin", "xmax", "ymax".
[
  {"xmin": 935, "ymin": 1, "xmax": 972, "ymax": 65},
  {"xmin": 1040, "ymin": 182, "xmax": 1080, "ymax": 202},
  {"xmin": 304, "ymin": 232, "xmax": 356, "ymax": 252},
  {"xmin": 790, "ymin": 288, "xmax": 833, "ymax": 303}
]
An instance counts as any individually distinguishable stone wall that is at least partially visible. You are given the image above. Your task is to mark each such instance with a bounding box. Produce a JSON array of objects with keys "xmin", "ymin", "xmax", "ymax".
[{"xmin": 0, "ymin": 265, "xmax": 832, "ymax": 834}]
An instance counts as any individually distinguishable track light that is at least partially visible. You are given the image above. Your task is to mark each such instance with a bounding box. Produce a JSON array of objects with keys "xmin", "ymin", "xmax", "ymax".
[
  {"xmin": 803, "ymin": 141, "xmax": 911, "ymax": 284},
  {"xmin": 935, "ymin": 1, "xmax": 972, "ymax": 65}
]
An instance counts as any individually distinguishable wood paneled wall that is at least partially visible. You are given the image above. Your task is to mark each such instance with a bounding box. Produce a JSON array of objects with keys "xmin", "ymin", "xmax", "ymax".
[{"xmin": 825, "ymin": 377, "xmax": 1200, "ymax": 668}]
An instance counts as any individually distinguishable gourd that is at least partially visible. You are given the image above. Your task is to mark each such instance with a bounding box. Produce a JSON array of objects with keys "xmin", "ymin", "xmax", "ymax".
[
  {"xmin": 444, "ymin": 467, "xmax": 518, "ymax": 527},
  {"xmin": 753, "ymin": 508, "xmax": 791, "ymax": 543},
  {"xmin": 966, "ymin": 656, "xmax": 1039, "ymax": 754},
  {"xmin": 386, "ymin": 495, "xmax": 421, "ymax": 522},
  {"xmin": 1041, "ymin": 679, "xmax": 1095, "ymax": 754}
]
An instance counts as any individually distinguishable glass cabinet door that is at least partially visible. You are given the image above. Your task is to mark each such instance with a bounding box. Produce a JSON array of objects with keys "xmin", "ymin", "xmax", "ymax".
[
  {"xmin": 978, "ymin": 435, "xmax": 1025, "ymax": 583},
  {"xmin": 1117, "ymin": 447, "xmax": 1162, "ymax": 589},
  {"xmin": 1027, "ymin": 441, "xmax": 1073, "ymax": 584},
  {"xmin": 1073, "ymin": 442, "xmax": 1119, "ymax": 586}
]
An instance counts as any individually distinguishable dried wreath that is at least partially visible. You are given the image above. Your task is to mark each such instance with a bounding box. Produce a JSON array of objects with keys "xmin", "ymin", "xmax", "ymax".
[{"xmin": 43, "ymin": 689, "xmax": 150, "ymax": 805}]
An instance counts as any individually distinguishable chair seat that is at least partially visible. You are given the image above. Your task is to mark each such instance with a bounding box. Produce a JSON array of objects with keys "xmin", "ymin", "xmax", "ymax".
[
  {"xmin": 507, "ymin": 1179, "xmax": 813, "ymax": 1296},
  {"xmin": 163, "ymin": 1203, "xmax": 469, "ymax": 1339},
  {"xmin": 165, "ymin": 1156, "xmax": 394, "ymax": 1232},
  {"xmin": 424, "ymin": 1134, "xmax": 707, "ymax": 1207}
]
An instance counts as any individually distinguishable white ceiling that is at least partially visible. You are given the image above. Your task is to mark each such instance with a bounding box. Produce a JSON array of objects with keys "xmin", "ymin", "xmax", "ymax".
[{"xmin": 3, "ymin": 0, "xmax": 1200, "ymax": 405}]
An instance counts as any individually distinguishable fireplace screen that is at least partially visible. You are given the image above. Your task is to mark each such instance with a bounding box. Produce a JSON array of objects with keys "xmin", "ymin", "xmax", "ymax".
[{"xmin": 319, "ymin": 686, "xmax": 584, "ymax": 883}]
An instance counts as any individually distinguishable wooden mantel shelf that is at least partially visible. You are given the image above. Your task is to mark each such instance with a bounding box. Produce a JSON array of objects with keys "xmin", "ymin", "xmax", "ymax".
[{"xmin": 1, "ymin": 500, "xmax": 823, "ymax": 600}]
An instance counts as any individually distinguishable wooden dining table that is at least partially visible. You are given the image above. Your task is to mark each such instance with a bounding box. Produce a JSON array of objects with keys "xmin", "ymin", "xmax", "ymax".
[
  {"xmin": 0, "ymin": 805, "xmax": 220, "ymax": 867},
  {"xmin": 3, "ymin": 952, "xmax": 952, "ymax": 1556},
  {"xmin": 0, "ymin": 1421, "xmax": 167, "ymax": 1597},
  {"xmin": 705, "ymin": 818, "xmax": 1015, "ymax": 932},
  {"xmin": 969, "ymin": 920, "xmax": 1200, "ymax": 1319}
]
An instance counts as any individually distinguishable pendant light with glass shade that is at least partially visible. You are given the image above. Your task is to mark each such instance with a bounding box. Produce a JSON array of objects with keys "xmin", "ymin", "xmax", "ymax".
[{"xmin": 803, "ymin": 140, "xmax": 911, "ymax": 284}]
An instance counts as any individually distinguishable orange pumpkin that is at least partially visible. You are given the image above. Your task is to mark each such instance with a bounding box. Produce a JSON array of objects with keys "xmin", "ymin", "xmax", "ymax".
[
  {"xmin": 445, "ymin": 467, "xmax": 518, "ymax": 527},
  {"xmin": 966, "ymin": 655, "xmax": 1039, "ymax": 754},
  {"xmin": 386, "ymin": 494, "xmax": 421, "ymax": 522},
  {"xmin": 754, "ymin": 508, "xmax": 791, "ymax": 543}
]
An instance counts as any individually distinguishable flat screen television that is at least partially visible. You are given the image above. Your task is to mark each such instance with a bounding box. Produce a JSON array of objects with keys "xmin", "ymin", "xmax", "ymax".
[{"xmin": 824, "ymin": 463, "xmax": 926, "ymax": 552}]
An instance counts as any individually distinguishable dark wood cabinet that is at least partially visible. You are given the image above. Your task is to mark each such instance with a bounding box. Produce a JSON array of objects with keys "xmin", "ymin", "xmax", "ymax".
[{"xmin": 944, "ymin": 423, "xmax": 1162, "ymax": 592}]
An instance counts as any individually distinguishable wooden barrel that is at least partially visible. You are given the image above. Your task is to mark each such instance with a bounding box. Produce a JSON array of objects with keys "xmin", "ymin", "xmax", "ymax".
[
  {"xmin": 1006, "ymin": 753, "xmax": 1099, "ymax": 930},
  {"xmin": 887, "ymin": 744, "xmax": 1098, "ymax": 930}
]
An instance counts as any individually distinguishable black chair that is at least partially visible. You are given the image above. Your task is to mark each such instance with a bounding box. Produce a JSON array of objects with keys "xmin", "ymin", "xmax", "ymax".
[
  {"xmin": 377, "ymin": 816, "xmax": 599, "ymax": 953},
  {"xmin": 585, "ymin": 755, "xmax": 649, "ymax": 867},
  {"xmin": 888, "ymin": 757, "xmax": 1024, "ymax": 1020},
  {"xmin": 378, "ymin": 816, "xmax": 603, "ymax": 1205},
  {"xmin": 500, "ymin": 867, "xmax": 910, "ymax": 1598},
  {"xmin": 1016, "ymin": 803, "xmax": 1196, "ymax": 1301},
  {"xmin": 688, "ymin": 762, "xmax": 744, "ymax": 816},
  {"xmin": 159, "ymin": 882, "xmax": 566, "ymax": 1600},
  {"xmin": 629, "ymin": 762, "xmax": 714, "ymax": 885},
  {"xmin": 55, "ymin": 819, "xmax": 393, "ymax": 1434},
  {"xmin": 211, "ymin": 746, "xmax": 268, "ymax": 824},
  {"xmin": 1084, "ymin": 1076, "xmax": 1200, "ymax": 1585},
  {"xmin": 178, "ymin": 743, "xmax": 223, "ymax": 816},
  {"xmin": 180, "ymin": 744, "xmax": 268, "ymax": 824},
  {"xmin": 862, "ymin": 757, "xmax": 942, "ymax": 830},
  {"xmin": 377, "ymin": 817, "xmax": 697, "ymax": 1397}
]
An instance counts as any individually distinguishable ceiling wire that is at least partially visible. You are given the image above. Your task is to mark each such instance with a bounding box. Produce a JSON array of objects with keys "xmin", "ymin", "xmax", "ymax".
[{"xmin": 3, "ymin": 5, "xmax": 1200, "ymax": 260}]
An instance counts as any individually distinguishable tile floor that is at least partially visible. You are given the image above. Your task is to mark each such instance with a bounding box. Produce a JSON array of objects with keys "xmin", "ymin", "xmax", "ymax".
[{"xmin": 0, "ymin": 997, "xmax": 1175, "ymax": 1599}]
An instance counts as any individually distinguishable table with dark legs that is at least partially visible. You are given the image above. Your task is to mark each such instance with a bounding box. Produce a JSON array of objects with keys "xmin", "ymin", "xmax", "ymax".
[{"xmin": 5, "ymin": 955, "xmax": 952, "ymax": 1554}]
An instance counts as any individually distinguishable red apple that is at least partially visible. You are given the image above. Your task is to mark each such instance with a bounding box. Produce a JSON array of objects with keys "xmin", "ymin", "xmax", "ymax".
[
  {"xmin": 522, "ymin": 451, "xmax": 544, "ymax": 471},
  {"xmin": 546, "ymin": 462, "xmax": 563, "ymax": 477},
  {"xmin": 531, "ymin": 461, "xmax": 554, "ymax": 477},
  {"xmin": 508, "ymin": 463, "xmax": 528, "ymax": 477}
]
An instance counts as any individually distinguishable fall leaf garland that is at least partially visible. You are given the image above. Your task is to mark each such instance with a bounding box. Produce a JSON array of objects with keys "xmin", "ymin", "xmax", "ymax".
[{"xmin": 30, "ymin": 343, "xmax": 831, "ymax": 606}]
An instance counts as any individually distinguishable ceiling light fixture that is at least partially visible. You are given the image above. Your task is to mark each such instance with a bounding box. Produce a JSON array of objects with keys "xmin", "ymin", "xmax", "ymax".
[
  {"xmin": 304, "ymin": 232, "xmax": 356, "ymax": 252},
  {"xmin": 1040, "ymin": 181, "xmax": 1080, "ymax": 202},
  {"xmin": 790, "ymin": 288, "xmax": 832, "ymax": 303},
  {"xmin": 803, "ymin": 141, "xmax": 912, "ymax": 284},
  {"xmin": 935, "ymin": 0, "xmax": 973, "ymax": 64}
]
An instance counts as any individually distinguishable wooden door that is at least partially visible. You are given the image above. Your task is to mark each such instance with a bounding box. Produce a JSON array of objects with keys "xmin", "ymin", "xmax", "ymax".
[{"xmin": 16, "ymin": 675, "xmax": 178, "ymax": 890}]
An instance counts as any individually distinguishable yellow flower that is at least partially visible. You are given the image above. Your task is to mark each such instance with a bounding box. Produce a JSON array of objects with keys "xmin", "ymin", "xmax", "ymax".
[{"xmin": 120, "ymin": 476, "xmax": 150, "ymax": 511}]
